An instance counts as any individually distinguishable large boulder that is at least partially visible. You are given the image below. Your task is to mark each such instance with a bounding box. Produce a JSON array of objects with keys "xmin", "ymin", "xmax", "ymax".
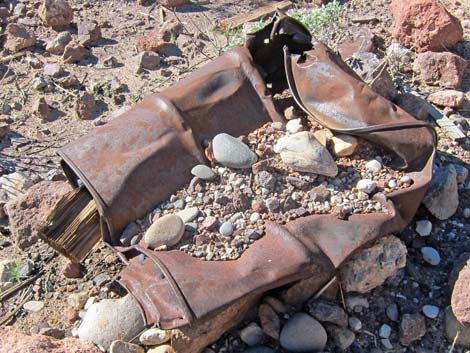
[
  {"xmin": 5, "ymin": 180, "xmax": 72, "ymax": 249},
  {"xmin": 413, "ymin": 51, "xmax": 467, "ymax": 90},
  {"xmin": 339, "ymin": 235, "xmax": 407, "ymax": 293},
  {"xmin": 390, "ymin": 0, "xmax": 463, "ymax": 52},
  {"xmin": 0, "ymin": 326, "xmax": 101, "ymax": 353}
]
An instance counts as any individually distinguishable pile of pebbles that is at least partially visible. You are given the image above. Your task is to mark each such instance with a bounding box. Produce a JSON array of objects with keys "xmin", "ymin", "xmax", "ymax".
[{"xmin": 131, "ymin": 118, "xmax": 413, "ymax": 261}]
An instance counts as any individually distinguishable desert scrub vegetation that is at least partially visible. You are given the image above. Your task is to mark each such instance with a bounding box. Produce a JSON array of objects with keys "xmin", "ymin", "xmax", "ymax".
[{"xmin": 223, "ymin": 1, "xmax": 349, "ymax": 51}]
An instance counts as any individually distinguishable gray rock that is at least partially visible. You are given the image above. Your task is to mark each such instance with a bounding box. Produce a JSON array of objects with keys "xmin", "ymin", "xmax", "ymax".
[
  {"xmin": 255, "ymin": 171, "xmax": 276, "ymax": 190},
  {"xmin": 348, "ymin": 317, "xmax": 362, "ymax": 331},
  {"xmin": 356, "ymin": 179, "xmax": 376, "ymax": 194},
  {"xmin": 453, "ymin": 164, "xmax": 468, "ymax": 184},
  {"xmin": 285, "ymin": 118, "xmax": 303, "ymax": 133},
  {"xmin": 110, "ymin": 340, "xmax": 144, "ymax": 353},
  {"xmin": 212, "ymin": 133, "xmax": 257, "ymax": 169},
  {"xmin": 381, "ymin": 338, "xmax": 393, "ymax": 350},
  {"xmin": 240, "ymin": 323, "xmax": 264, "ymax": 346},
  {"xmin": 423, "ymin": 165, "xmax": 458, "ymax": 220},
  {"xmin": 219, "ymin": 221, "xmax": 234, "ymax": 237},
  {"xmin": 176, "ymin": 207, "xmax": 199, "ymax": 223},
  {"xmin": 365, "ymin": 159, "xmax": 382, "ymax": 173},
  {"xmin": 137, "ymin": 51, "xmax": 161, "ymax": 71},
  {"xmin": 328, "ymin": 326, "xmax": 355, "ymax": 351},
  {"xmin": 422, "ymin": 305, "xmax": 439, "ymax": 319},
  {"xmin": 0, "ymin": 172, "xmax": 33, "ymax": 200},
  {"xmin": 274, "ymin": 132, "xmax": 337, "ymax": 176},
  {"xmin": 345, "ymin": 296, "xmax": 369, "ymax": 312},
  {"xmin": 139, "ymin": 328, "xmax": 171, "ymax": 345},
  {"xmin": 67, "ymin": 292, "xmax": 88, "ymax": 310},
  {"xmin": 415, "ymin": 220, "xmax": 432, "ymax": 237},
  {"xmin": 46, "ymin": 31, "xmax": 72, "ymax": 55},
  {"xmin": 280, "ymin": 313, "xmax": 327, "ymax": 352},
  {"xmin": 386, "ymin": 303, "xmax": 399, "ymax": 322},
  {"xmin": 144, "ymin": 214, "xmax": 184, "ymax": 249},
  {"xmin": 379, "ymin": 324, "xmax": 391, "ymax": 338},
  {"xmin": 23, "ymin": 300, "xmax": 44, "ymax": 312},
  {"xmin": 78, "ymin": 295, "xmax": 146, "ymax": 350},
  {"xmin": 340, "ymin": 236, "xmax": 407, "ymax": 293},
  {"xmin": 307, "ymin": 300, "xmax": 348, "ymax": 327},
  {"xmin": 120, "ymin": 222, "xmax": 140, "ymax": 246},
  {"xmin": 445, "ymin": 306, "xmax": 470, "ymax": 347},
  {"xmin": 421, "ymin": 246, "xmax": 441, "ymax": 266},
  {"xmin": 191, "ymin": 164, "xmax": 216, "ymax": 180}
]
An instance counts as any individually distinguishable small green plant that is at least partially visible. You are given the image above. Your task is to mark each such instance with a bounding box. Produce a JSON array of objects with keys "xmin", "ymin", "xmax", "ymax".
[
  {"xmin": 290, "ymin": 1, "xmax": 348, "ymax": 48},
  {"xmin": 222, "ymin": 18, "xmax": 268, "ymax": 51},
  {"xmin": 9, "ymin": 261, "xmax": 28, "ymax": 282}
]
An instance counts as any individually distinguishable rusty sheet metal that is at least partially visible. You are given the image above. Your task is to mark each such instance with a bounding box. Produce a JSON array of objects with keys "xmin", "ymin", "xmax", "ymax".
[
  {"xmin": 57, "ymin": 12, "xmax": 436, "ymax": 341},
  {"xmin": 59, "ymin": 46, "xmax": 283, "ymax": 243}
]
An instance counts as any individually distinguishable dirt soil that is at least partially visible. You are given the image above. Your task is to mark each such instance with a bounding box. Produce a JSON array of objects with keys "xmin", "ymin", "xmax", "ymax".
[{"xmin": 0, "ymin": 0, "xmax": 469, "ymax": 352}]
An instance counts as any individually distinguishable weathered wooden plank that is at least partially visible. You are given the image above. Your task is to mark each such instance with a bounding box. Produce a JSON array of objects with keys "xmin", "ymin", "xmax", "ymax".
[{"xmin": 219, "ymin": 1, "xmax": 292, "ymax": 30}]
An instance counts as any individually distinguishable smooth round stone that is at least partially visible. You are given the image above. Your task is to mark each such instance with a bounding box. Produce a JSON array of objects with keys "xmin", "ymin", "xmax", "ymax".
[
  {"xmin": 144, "ymin": 214, "xmax": 184, "ymax": 249},
  {"xmin": 400, "ymin": 175, "xmax": 412, "ymax": 184},
  {"xmin": 365, "ymin": 159, "xmax": 382, "ymax": 173},
  {"xmin": 386, "ymin": 303, "xmax": 399, "ymax": 322},
  {"xmin": 240, "ymin": 323, "xmax": 264, "ymax": 346},
  {"xmin": 422, "ymin": 305, "xmax": 439, "ymax": 319},
  {"xmin": 379, "ymin": 324, "xmax": 391, "ymax": 338},
  {"xmin": 23, "ymin": 300, "xmax": 44, "ymax": 312},
  {"xmin": 280, "ymin": 313, "xmax": 327, "ymax": 352},
  {"xmin": 356, "ymin": 179, "xmax": 376, "ymax": 194},
  {"xmin": 191, "ymin": 164, "xmax": 216, "ymax": 180},
  {"xmin": 147, "ymin": 345, "xmax": 175, "ymax": 353},
  {"xmin": 250, "ymin": 212, "xmax": 260, "ymax": 224},
  {"xmin": 139, "ymin": 328, "xmax": 171, "ymax": 345},
  {"xmin": 212, "ymin": 133, "xmax": 257, "ymax": 169},
  {"xmin": 219, "ymin": 221, "xmax": 234, "ymax": 236},
  {"xmin": 415, "ymin": 220, "xmax": 432, "ymax": 237},
  {"xmin": 421, "ymin": 246, "xmax": 441, "ymax": 266},
  {"xmin": 176, "ymin": 207, "xmax": 199, "ymax": 223},
  {"xmin": 348, "ymin": 317, "xmax": 362, "ymax": 332}
]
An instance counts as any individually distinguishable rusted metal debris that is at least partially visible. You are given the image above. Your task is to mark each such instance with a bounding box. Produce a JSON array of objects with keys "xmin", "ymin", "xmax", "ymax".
[{"xmin": 44, "ymin": 11, "xmax": 435, "ymax": 349}]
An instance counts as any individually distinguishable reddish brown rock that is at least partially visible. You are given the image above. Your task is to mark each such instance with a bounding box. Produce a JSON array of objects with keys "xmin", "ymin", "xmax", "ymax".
[
  {"xmin": 413, "ymin": 51, "xmax": 467, "ymax": 89},
  {"xmin": 390, "ymin": 0, "xmax": 463, "ymax": 52},
  {"xmin": 74, "ymin": 92, "xmax": 95, "ymax": 120},
  {"xmin": 258, "ymin": 303, "xmax": 281, "ymax": 340},
  {"xmin": 62, "ymin": 41, "xmax": 90, "ymax": 63},
  {"xmin": 427, "ymin": 90, "xmax": 465, "ymax": 108},
  {"xmin": 62, "ymin": 261, "xmax": 82, "ymax": 278},
  {"xmin": 137, "ymin": 31, "xmax": 165, "ymax": 52},
  {"xmin": 451, "ymin": 260, "xmax": 470, "ymax": 326},
  {"xmin": 4, "ymin": 23, "xmax": 36, "ymax": 53},
  {"xmin": 399, "ymin": 313, "xmax": 426, "ymax": 346},
  {"xmin": 5, "ymin": 180, "xmax": 72, "ymax": 249},
  {"xmin": 33, "ymin": 97, "xmax": 51, "ymax": 122},
  {"xmin": 39, "ymin": 0, "xmax": 73, "ymax": 29},
  {"xmin": 337, "ymin": 26, "xmax": 376, "ymax": 60},
  {"xmin": 77, "ymin": 21, "xmax": 102, "ymax": 46},
  {"xmin": 0, "ymin": 326, "xmax": 101, "ymax": 353}
]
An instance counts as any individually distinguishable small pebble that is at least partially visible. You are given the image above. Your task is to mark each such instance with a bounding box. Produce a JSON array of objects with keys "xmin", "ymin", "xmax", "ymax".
[
  {"xmin": 463, "ymin": 208, "xmax": 470, "ymax": 219},
  {"xmin": 386, "ymin": 303, "xmax": 399, "ymax": 322},
  {"xmin": 400, "ymin": 175, "xmax": 411, "ymax": 184},
  {"xmin": 365, "ymin": 159, "xmax": 382, "ymax": 173},
  {"xmin": 421, "ymin": 246, "xmax": 441, "ymax": 266},
  {"xmin": 379, "ymin": 324, "xmax": 391, "ymax": 338},
  {"xmin": 240, "ymin": 323, "xmax": 264, "ymax": 346},
  {"xmin": 422, "ymin": 305, "xmax": 439, "ymax": 319},
  {"xmin": 285, "ymin": 118, "xmax": 303, "ymax": 133},
  {"xmin": 356, "ymin": 179, "xmax": 376, "ymax": 194},
  {"xmin": 348, "ymin": 317, "xmax": 362, "ymax": 332},
  {"xmin": 250, "ymin": 212, "xmax": 260, "ymax": 224},
  {"xmin": 415, "ymin": 220, "xmax": 432, "ymax": 237},
  {"xmin": 381, "ymin": 338, "xmax": 393, "ymax": 350},
  {"xmin": 191, "ymin": 164, "xmax": 216, "ymax": 180},
  {"xmin": 219, "ymin": 221, "xmax": 234, "ymax": 236},
  {"xmin": 23, "ymin": 300, "xmax": 44, "ymax": 312}
]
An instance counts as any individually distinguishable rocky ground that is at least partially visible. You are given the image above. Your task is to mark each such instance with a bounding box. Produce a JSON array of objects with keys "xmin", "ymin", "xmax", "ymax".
[{"xmin": 0, "ymin": 0, "xmax": 470, "ymax": 353}]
